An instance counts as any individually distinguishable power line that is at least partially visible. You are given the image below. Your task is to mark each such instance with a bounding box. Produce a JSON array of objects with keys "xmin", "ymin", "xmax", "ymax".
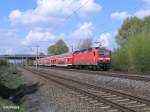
[
  {"xmin": 27, "ymin": 1, "xmax": 143, "ymax": 44},
  {"xmin": 26, "ymin": 0, "xmax": 91, "ymax": 54},
  {"xmin": 53, "ymin": 0, "xmax": 90, "ymax": 31},
  {"xmin": 99, "ymin": 3, "xmax": 144, "ymax": 34},
  {"xmin": 25, "ymin": 1, "xmax": 145, "ymax": 53}
]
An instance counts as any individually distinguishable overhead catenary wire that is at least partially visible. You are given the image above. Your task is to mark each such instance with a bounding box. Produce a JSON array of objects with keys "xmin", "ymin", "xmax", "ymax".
[
  {"xmin": 29, "ymin": 1, "xmax": 143, "ymax": 42},
  {"xmin": 93, "ymin": 2, "xmax": 144, "ymax": 46},
  {"xmin": 27, "ymin": 1, "xmax": 145, "ymax": 53},
  {"xmin": 52, "ymin": 0, "xmax": 90, "ymax": 32},
  {"xmin": 28, "ymin": 0, "xmax": 91, "ymax": 53}
]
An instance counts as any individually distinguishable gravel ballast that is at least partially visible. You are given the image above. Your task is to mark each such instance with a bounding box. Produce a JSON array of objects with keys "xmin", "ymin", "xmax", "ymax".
[
  {"xmin": 38, "ymin": 67, "xmax": 150, "ymax": 99},
  {"xmin": 20, "ymin": 67, "xmax": 112, "ymax": 112}
]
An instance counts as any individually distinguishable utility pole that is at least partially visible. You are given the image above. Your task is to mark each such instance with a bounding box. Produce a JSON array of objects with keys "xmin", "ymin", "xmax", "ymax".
[
  {"xmin": 26, "ymin": 57, "xmax": 28, "ymax": 66},
  {"xmin": 36, "ymin": 45, "xmax": 39, "ymax": 69},
  {"xmin": 77, "ymin": 39, "xmax": 82, "ymax": 50},
  {"xmin": 14, "ymin": 54, "xmax": 16, "ymax": 70},
  {"xmin": 71, "ymin": 45, "xmax": 74, "ymax": 52},
  {"xmin": 22, "ymin": 56, "xmax": 23, "ymax": 66}
]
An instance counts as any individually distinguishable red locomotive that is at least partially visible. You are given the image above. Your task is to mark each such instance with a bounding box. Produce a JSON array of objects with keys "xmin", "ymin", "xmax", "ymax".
[{"xmin": 33, "ymin": 47, "xmax": 112, "ymax": 70}]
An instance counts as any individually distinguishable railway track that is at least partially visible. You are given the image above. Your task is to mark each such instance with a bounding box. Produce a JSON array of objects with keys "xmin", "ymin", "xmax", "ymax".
[
  {"xmin": 37, "ymin": 66, "xmax": 150, "ymax": 82},
  {"xmin": 24, "ymin": 67, "xmax": 150, "ymax": 112}
]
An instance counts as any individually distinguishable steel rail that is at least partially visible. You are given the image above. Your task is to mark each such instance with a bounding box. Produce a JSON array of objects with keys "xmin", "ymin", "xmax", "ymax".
[
  {"xmin": 38, "ymin": 66, "xmax": 150, "ymax": 82},
  {"xmin": 24, "ymin": 67, "xmax": 150, "ymax": 112}
]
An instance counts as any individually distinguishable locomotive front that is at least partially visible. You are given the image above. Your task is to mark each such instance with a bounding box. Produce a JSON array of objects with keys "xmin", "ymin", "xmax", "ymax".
[{"xmin": 97, "ymin": 49, "xmax": 112, "ymax": 70}]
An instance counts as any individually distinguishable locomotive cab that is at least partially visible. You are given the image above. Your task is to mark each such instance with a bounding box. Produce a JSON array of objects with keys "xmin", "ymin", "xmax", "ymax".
[{"xmin": 98, "ymin": 50, "xmax": 112, "ymax": 70}]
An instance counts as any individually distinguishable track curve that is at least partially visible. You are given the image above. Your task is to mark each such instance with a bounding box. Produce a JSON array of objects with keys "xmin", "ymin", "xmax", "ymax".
[{"xmin": 24, "ymin": 67, "xmax": 150, "ymax": 112}]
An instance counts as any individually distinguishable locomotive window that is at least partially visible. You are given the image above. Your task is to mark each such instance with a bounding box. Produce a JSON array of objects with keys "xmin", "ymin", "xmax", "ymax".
[
  {"xmin": 88, "ymin": 48, "xmax": 92, "ymax": 51},
  {"xmin": 81, "ymin": 49, "xmax": 87, "ymax": 53},
  {"xmin": 73, "ymin": 51, "xmax": 80, "ymax": 54},
  {"xmin": 99, "ymin": 51, "xmax": 110, "ymax": 56},
  {"xmin": 95, "ymin": 47, "xmax": 99, "ymax": 49}
]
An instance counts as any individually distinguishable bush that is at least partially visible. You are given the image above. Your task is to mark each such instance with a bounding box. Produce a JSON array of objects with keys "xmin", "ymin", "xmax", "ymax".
[
  {"xmin": 112, "ymin": 33, "xmax": 150, "ymax": 73},
  {"xmin": 0, "ymin": 97, "xmax": 25, "ymax": 112},
  {"xmin": 112, "ymin": 46, "xmax": 130, "ymax": 71},
  {"xmin": 0, "ymin": 59, "xmax": 9, "ymax": 67},
  {"xmin": 0, "ymin": 60, "xmax": 25, "ymax": 111}
]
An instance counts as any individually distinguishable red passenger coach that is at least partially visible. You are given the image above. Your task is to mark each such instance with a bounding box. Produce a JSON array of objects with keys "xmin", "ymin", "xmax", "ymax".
[
  {"xmin": 43, "ymin": 57, "xmax": 50, "ymax": 66},
  {"xmin": 34, "ymin": 53, "xmax": 73, "ymax": 67},
  {"xmin": 34, "ymin": 47, "xmax": 112, "ymax": 71},
  {"xmin": 54, "ymin": 53, "xmax": 73, "ymax": 66}
]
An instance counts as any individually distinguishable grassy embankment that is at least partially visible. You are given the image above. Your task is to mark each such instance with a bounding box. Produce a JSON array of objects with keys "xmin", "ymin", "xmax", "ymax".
[{"xmin": 0, "ymin": 60, "xmax": 25, "ymax": 112}]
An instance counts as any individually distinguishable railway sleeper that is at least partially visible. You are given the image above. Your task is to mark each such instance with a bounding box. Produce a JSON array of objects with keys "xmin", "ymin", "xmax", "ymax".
[
  {"xmin": 107, "ymin": 96, "xmax": 123, "ymax": 100},
  {"xmin": 140, "ymin": 107, "xmax": 150, "ymax": 111},
  {"xmin": 127, "ymin": 104, "xmax": 146, "ymax": 108},
  {"xmin": 25, "ymin": 67, "xmax": 150, "ymax": 112},
  {"xmin": 107, "ymin": 109, "xmax": 119, "ymax": 112},
  {"xmin": 115, "ymin": 98, "xmax": 130, "ymax": 102},
  {"xmin": 102, "ymin": 95, "xmax": 118, "ymax": 98}
]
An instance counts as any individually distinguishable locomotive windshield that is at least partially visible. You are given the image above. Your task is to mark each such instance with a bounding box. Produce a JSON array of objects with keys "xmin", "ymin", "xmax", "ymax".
[{"xmin": 99, "ymin": 50, "xmax": 110, "ymax": 56}]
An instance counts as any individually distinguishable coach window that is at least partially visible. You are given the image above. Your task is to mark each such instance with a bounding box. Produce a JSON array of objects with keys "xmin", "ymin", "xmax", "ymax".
[{"xmin": 93, "ymin": 52, "xmax": 95, "ymax": 56}]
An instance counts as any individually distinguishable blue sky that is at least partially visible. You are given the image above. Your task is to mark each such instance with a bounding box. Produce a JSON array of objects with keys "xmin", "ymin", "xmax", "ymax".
[{"xmin": 0, "ymin": 0, "xmax": 149, "ymax": 54}]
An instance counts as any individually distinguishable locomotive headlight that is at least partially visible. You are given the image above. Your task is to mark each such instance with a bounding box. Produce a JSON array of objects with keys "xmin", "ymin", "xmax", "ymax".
[
  {"xmin": 99, "ymin": 57, "xmax": 110, "ymax": 61},
  {"xmin": 99, "ymin": 58, "xmax": 104, "ymax": 60},
  {"xmin": 105, "ymin": 57, "xmax": 110, "ymax": 60}
]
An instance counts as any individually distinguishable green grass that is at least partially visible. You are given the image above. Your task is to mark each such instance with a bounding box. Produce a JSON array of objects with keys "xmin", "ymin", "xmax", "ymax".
[
  {"xmin": 0, "ymin": 63, "xmax": 26, "ymax": 112},
  {"xmin": 0, "ymin": 65, "xmax": 23, "ymax": 88},
  {"xmin": 0, "ymin": 97, "xmax": 25, "ymax": 112}
]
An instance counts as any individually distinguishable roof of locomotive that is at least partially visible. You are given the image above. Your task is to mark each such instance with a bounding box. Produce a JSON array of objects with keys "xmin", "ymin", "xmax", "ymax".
[{"xmin": 73, "ymin": 47, "xmax": 111, "ymax": 54}]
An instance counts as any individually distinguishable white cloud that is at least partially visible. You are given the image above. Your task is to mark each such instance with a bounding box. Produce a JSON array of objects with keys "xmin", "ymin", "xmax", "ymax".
[
  {"xmin": 9, "ymin": 0, "xmax": 101, "ymax": 29},
  {"xmin": 78, "ymin": 0, "xmax": 102, "ymax": 17},
  {"xmin": 5, "ymin": 49, "xmax": 14, "ymax": 54},
  {"xmin": 111, "ymin": 11, "xmax": 131, "ymax": 20},
  {"xmin": 144, "ymin": 0, "xmax": 150, "ymax": 5},
  {"xmin": 67, "ymin": 22, "xmax": 95, "ymax": 50},
  {"xmin": 22, "ymin": 30, "xmax": 55, "ymax": 45},
  {"xmin": 70, "ymin": 22, "xmax": 94, "ymax": 39},
  {"xmin": 2, "ymin": 21, "xmax": 95, "ymax": 54},
  {"xmin": 111, "ymin": 9, "xmax": 150, "ymax": 20},
  {"xmin": 0, "ymin": 28, "xmax": 55, "ymax": 54},
  {"xmin": 0, "ymin": 29, "xmax": 23, "ymax": 54},
  {"xmin": 134, "ymin": 9, "xmax": 150, "ymax": 19},
  {"xmin": 135, "ymin": 0, "xmax": 150, "ymax": 19},
  {"xmin": 8, "ymin": 0, "xmax": 102, "ymax": 54},
  {"xmin": 111, "ymin": 0, "xmax": 150, "ymax": 21},
  {"xmin": 98, "ymin": 31, "xmax": 118, "ymax": 50},
  {"xmin": 51, "ymin": 22, "xmax": 96, "ymax": 51}
]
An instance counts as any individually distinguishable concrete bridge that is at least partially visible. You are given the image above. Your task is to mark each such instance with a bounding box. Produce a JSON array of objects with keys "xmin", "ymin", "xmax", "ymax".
[{"xmin": 0, "ymin": 54, "xmax": 45, "ymax": 60}]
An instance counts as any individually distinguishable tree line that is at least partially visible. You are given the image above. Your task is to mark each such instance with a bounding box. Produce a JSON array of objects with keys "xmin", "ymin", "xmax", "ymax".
[
  {"xmin": 113, "ymin": 16, "xmax": 150, "ymax": 73},
  {"xmin": 47, "ymin": 38, "xmax": 93, "ymax": 55}
]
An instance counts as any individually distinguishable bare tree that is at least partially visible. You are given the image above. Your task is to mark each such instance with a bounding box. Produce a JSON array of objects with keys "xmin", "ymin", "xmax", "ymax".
[{"xmin": 79, "ymin": 37, "xmax": 93, "ymax": 50}]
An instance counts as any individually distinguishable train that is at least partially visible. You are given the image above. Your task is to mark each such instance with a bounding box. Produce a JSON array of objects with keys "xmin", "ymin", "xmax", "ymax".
[{"xmin": 33, "ymin": 47, "xmax": 112, "ymax": 70}]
